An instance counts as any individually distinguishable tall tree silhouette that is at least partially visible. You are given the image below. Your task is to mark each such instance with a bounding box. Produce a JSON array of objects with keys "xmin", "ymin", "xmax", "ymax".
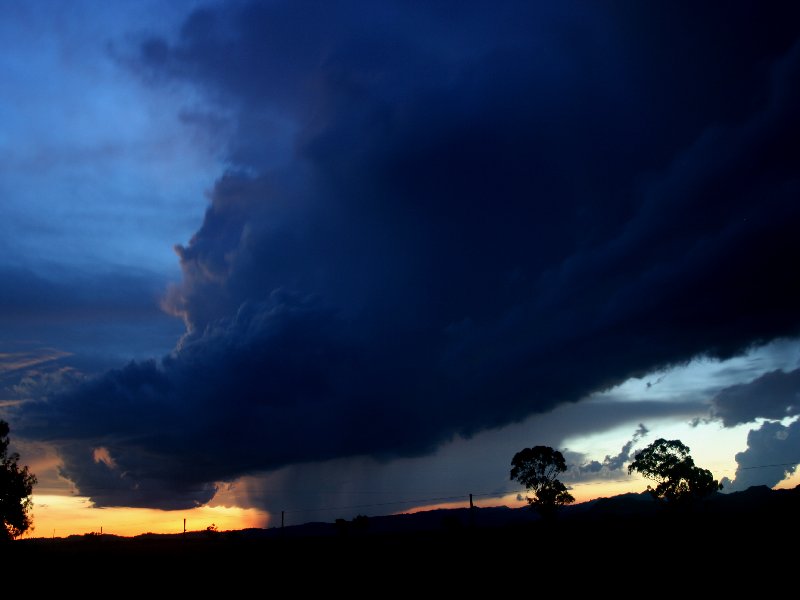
[
  {"xmin": 511, "ymin": 446, "xmax": 574, "ymax": 518},
  {"xmin": 628, "ymin": 438, "xmax": 720, "ymax": 503},
  {"xmin": 1, "ymin": 420, "xmax": 37, "ymax": 540}
]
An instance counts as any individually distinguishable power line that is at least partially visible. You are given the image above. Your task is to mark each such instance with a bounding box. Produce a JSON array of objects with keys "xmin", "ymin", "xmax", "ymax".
[{"xmin": 738, "ymin": 461, "xmax": 800, "ymax": 470}]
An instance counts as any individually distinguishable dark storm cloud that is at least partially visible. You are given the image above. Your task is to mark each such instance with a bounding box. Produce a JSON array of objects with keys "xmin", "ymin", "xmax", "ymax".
[
  {"xmin": 713, "ymin": 367, "xmax": 800, "ymax": 492},
  {"xmin": 18, "ymin": 2, "xmax": 800, "ymax": 508},
  {"xmin": 721, "ymin": 420, "xmax": 800, "ymax": 492},
  {"xmin": 231, "ymin": 403, "xmax": 698, "ymax": 518},
  {"xmin": 10, "ymin": 366, "xmax": 86, "ymax": 402},
  {"xmin": 711, "ymin": 368, "xmax": 800, "ymax": 427},
  {"xmin": 0, "ymin": 266, "xmax": 183, "ymax": 431}
]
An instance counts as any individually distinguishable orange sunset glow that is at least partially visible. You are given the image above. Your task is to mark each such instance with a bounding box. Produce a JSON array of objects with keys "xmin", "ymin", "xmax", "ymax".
[{"xmin": 24, "ymin": 495, "xmax": 268, "ymax": 538}]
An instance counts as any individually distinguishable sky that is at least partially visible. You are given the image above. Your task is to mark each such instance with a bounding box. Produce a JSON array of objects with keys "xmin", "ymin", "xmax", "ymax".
[{"xmin": 1, "ymin": 1, "xmax": 800, "ymax": 537}]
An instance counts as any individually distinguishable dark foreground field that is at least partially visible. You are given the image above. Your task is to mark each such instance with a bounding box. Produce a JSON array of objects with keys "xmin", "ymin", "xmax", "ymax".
[{"xmin": 10, "ymin": 485, "xmax": 797, "ymax": 585}]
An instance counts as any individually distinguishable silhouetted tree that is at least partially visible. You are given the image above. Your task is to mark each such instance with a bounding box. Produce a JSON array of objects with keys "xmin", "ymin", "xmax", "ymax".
[
  {"xmin": 511, "ymin": 446, "xmax": 574, "ymax": 518},
  {"xmin": 628, "ymin": 438, "xmax": 721, "ymax": 503},
  {"xmin": 1, "ymin": 420, "xmax": 37, "ymax": 540},
  {"xmin": 351, "ymin": 514, "xmax": 369, "ymax": 532}
]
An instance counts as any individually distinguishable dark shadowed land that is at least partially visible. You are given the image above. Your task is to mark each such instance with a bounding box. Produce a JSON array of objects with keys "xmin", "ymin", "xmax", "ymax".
[{"xmin": 12, "ymin": 485, "xmax": 798, "ymax": 580}]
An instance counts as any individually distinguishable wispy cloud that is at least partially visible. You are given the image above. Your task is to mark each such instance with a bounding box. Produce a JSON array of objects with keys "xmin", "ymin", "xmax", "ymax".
[
  {"xmin": 566, "ymin": 424, "xmax": 649, "ymax": 482},
  {"xmin": 0, "ymin": 349, "xmax": 71, "ymax": 375}
]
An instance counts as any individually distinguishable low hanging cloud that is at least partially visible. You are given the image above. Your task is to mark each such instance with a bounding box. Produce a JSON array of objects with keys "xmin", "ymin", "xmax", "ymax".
[
  {"xmin": 710, "ymin": 365, "xmax": 800, "ymax": 491},
  {"xmin": 721, "ymin": 420, "xmax": 800, "ymax": 492},
  {"xmin": 16, "ymin": 2, "xmax": 800, "ymax": 509},
  {"xmin": 711, "ymin": 368, "xmax": 800, "ymax": 427}
]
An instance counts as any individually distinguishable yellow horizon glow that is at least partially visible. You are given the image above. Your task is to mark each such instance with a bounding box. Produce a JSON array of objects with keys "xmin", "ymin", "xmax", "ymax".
[
  {"xmin": 774, "ymin": 469, "xmax": 800, "ymax": 490},
  {"xmin": 22, "ymin": 494, "xmax": 269, "ymax": 539}
]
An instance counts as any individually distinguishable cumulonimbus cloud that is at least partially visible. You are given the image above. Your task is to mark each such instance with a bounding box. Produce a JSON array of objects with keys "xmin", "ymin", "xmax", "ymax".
[
  {"xmin": 722, "ymin": 420, "xmax": 800, "ymax": 492},
  {"xmin": 16, "ymin": 2, "xmax": 800, "ymax": 508},
  {"xmin": 712, "ymin": 365, "xmax": 800, "ymax": 491}
]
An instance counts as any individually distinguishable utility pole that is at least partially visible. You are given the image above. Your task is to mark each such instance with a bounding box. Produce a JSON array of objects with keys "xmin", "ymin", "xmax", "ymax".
[
  {"xmin": 183, "ymin": 518, "xmax": 186, "ymax": 535},
  {"xmin": 469, "ymin": 493, "xmax": 475, "ymax": 529}
]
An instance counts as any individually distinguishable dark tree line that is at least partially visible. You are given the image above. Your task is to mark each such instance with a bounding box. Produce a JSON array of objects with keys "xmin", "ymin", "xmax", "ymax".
[{"xmin": 512, "ymin": 438, "xmax": 720, "ymax": 518}]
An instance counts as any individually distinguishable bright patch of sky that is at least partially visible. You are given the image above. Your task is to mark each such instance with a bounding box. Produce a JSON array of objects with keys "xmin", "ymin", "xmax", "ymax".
[
  {"xmin": 563, "ymin": 338, "xmax": 800, "ymax": 483},
  {"xmin": 589, "ymin": 338, "xmax": 800, "ymax": 404}
]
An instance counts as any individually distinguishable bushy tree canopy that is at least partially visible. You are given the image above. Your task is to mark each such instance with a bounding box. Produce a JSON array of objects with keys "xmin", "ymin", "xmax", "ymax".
[
  {"xmin": 511, "ymin": 445, "xmax": 574, "ymax": 517},
  {"xmin": 628, "ymin": 438, "xmax": 720, "ymax": 503},
  {"xmin": 1, "ymin": 420, "xmax": 37, "ymax": 540}
]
